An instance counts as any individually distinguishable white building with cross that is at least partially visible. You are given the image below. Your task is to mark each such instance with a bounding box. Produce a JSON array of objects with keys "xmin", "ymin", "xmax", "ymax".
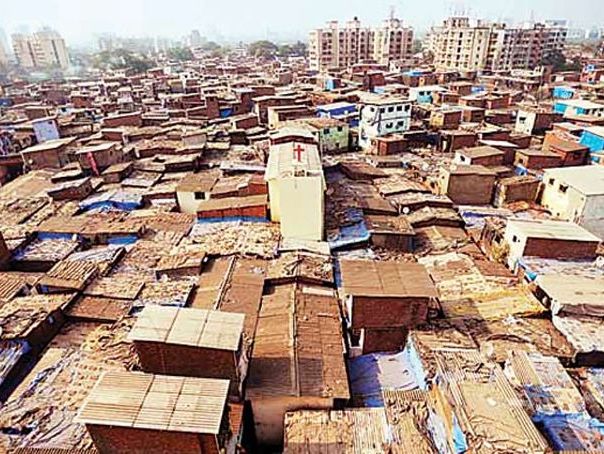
[{"xmin": 265, "ymin": 139, "xmax": 325, "ymax": 241}]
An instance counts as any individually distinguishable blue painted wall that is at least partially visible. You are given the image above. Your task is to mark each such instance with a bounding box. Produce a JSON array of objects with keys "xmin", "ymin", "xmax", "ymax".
[{"xmin": 580, "ymin": 130, "xmax": 604, "ymax": 152}]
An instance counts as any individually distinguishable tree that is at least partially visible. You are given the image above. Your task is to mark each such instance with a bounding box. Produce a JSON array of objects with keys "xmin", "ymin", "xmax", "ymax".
[
  {"xmin": 290, "ymin": 41, "xmax": 307, "ymax": 56},
  {"xmin": 201, "ymin": 41, "xmax": 221, "ymax": 52},
  {"xmin": 540, "ymin": 50, "xmax": 581, "ymax": 72},
  {"xmin": 91, "ymin": 49, "xmax": 154, "ymax": 74},
  {"xmin": 248, "ymin": 40, "xmax": 278, "ymax": 58},
  {"xmin": 167, "ymin": 47, "xmax": 193, "ymax": 61}
]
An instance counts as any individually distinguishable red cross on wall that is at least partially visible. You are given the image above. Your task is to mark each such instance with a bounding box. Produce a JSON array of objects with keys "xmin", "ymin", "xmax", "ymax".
[{"xmin": 293, "ymin": 143, "xmax": 305, "ymax": 162}]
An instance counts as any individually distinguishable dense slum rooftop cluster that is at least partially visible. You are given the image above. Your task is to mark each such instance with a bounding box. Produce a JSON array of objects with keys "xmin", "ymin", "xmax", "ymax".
[{"xmin": 0, "ymin": 45, "xmax": 604, "ymax": 454}]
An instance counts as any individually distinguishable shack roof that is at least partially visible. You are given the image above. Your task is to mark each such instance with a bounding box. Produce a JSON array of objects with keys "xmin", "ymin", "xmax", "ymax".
[
  {"xmin": 74, "ymin": 142, "xmax": 116, "ymax": 155},
  {"xmin": 128, "ymin": 305, "xmax": 244, "ymax": 351},
  {"xmin": 76, "ymin": 370, "xmax": 228, "ymax": 434},
  {"xmin": 284, "ymin": 409, "xmax": 391, "ymax": 453},
  {"xmin": 506, "ymin": 219, "xmax": 601, "ymax": 243},
  {"xmin": 339, "ymin": 260, "xmax": 437, "ymax": 298},
  {"xmin": 458, "ymin": 145, "xmax": 505, "ymax": 158},
  {"xmin": 20, "ymin": 137, "xmax": 76, "ymax": 154},
  {"xmin": 197, "ymin": 194, "xmax": 267, "ymax": 212},
  {"xmin": 246, "ymin": 284, "xmax": 349, "ymax": 400},
  {"xmin": 444, "ymin": 164, "xmax": 497, "ymax": 176},
  {"xmin": 285, "ymin": 391, "xmax": 436, "ymax": 453},
  {"xmin": 175, "ymin": 172, "xmax": 219, "ymax": 193},
  {"xmin": 0, "ymin": 293, "xmax": 76, "ymax": 340},
  {"xmin": 543, "ymin": 166, "xmax": 604, "ymax": 196},
  {"xmin": 536, "ymin": 274, "xmax": 604, "ymax": 316},
  {"xmin": 434, "ymin": 350, "xmax": 549, "ymax": 453}
]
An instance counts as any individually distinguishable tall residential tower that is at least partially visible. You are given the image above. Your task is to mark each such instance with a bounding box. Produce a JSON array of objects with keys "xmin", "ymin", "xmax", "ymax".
[
  {"xmin": 308, "ymin": 17, "xmax": 413, "ymax": 71},
  {"xmin": 12, "ymin": 28, "xmax": 70, "ymax": 69},
  {"xmin": 426, "ymin": 16, "xmax": 567, "ymax": 72}
]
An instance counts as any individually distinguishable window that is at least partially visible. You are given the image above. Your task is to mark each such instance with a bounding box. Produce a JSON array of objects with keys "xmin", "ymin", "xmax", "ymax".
[
  {"xmin": 194, "ymin": 191, "xmax": 205, "ymax": 200},
  {"xmin": 380, "ymin": 107, "xmax": 385, "ymax": 113},
  {"xmin": 559, "ymin": 184, "xmax": 568, "ymax": 193},
  {"xmin": 323, "ymin": 128, "xmax": 330, "ymax": 134},
  {"xmin": 386, "ymin": 122, "xmax": 393, "ymax": 128},
  {"xmin": 388, "ymin": 106, "xmax": 394, "ymax": 113},
  {"xmin": 512, "ymin": 235, "xmax": 519, "ymax": 243},
  {"xmin": 548, "ymin": 178, "xmax": 555, "ymax": 186},
  {"xmin": 397, "ymin": 121, "xmax": 404, "ymax": 127},
  {"xmin": 337, "ymin": 126, "xmax": 343, "ymax": 132},
  {"xmin": 396, "ymin": 105, "xmax": 402, "ymax": 111}
]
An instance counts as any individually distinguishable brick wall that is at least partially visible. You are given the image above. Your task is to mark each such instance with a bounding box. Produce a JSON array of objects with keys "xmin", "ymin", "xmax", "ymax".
[
  {"xmin": 523, "ymin": 238, "xmax": 599, "ymax": 260},
  {"xmin": 86, "ymin": 424, "xmax": 218, "ymax": 454},
  {"xmin": 103, "ymin": 112, "xmax": 142, "ymax": 128},
  {"xmin": 134, "ymin": 341, "xmax": 240, "ymax": 397},
  {"xmin": 352, "ymin": 296, "xmax": 429, "ymax": 330},
  {"xmin": 445, "ymin": 173, "xmax": 495, "ymax": 205}
]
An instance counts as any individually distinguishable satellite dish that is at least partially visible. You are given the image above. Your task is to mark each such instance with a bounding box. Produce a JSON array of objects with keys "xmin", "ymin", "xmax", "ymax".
[{"xmin": 402, "ymin": 207, "xmax": 410, "ymax": 215}]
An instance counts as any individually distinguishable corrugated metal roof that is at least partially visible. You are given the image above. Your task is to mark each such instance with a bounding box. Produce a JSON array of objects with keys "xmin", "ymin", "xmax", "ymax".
[
  {"xmin": 84, "ymin": 276, "xmax": 145, "ymax": 300},
  {"xmin": 38, "ymin": 260, "xmax": 98, "ymax": 291},
  {"xmin": 128, "ymin": 305, "xmax": 244, "ymax": 352},
  {"xmin": 0, "ymin": 273, "xmax": 28, "ymax": 302},
  {"xmin": 67, "ymin": 296, "xmax": 132, "ymax": 322},
  {"xmin": 284, "ymin": 408, "xmax": 391, "ymax": 454},
  {"xmin": 247, "ymin": 284, "xmax": 349, "ymax": 400},
  {"xmin": 76, "ymin": 370, "xmax": 229, "ymax": 434},
  {"xmin": 339, "ymin": 260, "xmax": 438, "ymax": 298},
  {"xmin": 434, "ymin": 350, "xmax": 549, "ymax": 454},
  {"xmin": 505, "ymin": 351, "xmax": 587, "ymax": 419}
]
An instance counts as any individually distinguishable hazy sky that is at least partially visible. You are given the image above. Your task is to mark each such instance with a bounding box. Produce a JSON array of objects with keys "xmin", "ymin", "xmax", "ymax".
[{"xmin": 1, "ymin": 0, "xmax": 601, "ymax": 46}]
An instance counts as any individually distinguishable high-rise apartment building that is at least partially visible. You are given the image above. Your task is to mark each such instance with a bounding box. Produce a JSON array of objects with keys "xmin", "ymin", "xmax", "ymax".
[
  {"xmin": 0, "ymin": 28, "xmax": 10, "ymax": 65},
  {"xmin": 308, "ymin": 17, "xmax": 413, "ymax": 71},
  {"xmin": 0, "ymin": 43, "xmax": 8, "ymax": 66},
  {"xmin": 427, "ymin": 17, "xmax": 567, "ymax": 72},
  {"xmin": 12, "ymin": 29, "xmax": 70, "ymax": 69}
]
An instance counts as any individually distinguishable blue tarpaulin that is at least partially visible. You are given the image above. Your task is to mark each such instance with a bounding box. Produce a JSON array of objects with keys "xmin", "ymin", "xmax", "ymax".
[
  {"xmin": 348, "ymin": 350, "xmax": 419, "ymax": 407},
  {"xmin": 328, "ymin": 210, "xmax": 370, "ymax": 250},
  {"xmin": 515, "ymin": 164, "xmax": 528, "ymax": 176},
  {"xmin": 516, "ymin": 258, "xmax": 538, "ymax": 282},
  {"xmin": 79, "ymin": 190, "xmax": 143, "ymax": 212},
  {"xmin": 36, "ymin": 232, "xmax": 79, "ymax": 241},
  {"xmin": 404, "ymin": 336, "xmax": 429, "ymax": 390},
  {"xmin": 219, "ymin": 108, "xmax": 233, "ymax": 118},
  {"xmin": 107, "ymin": 235, "xmax": 139, "ymax": 245},
  {"xmin": 197, "ymin": 216, "xmax": 268, "ymax": 224},
  {"xmin": 541, "ymin": 416, "xmax": 604, "ymax": 451}
]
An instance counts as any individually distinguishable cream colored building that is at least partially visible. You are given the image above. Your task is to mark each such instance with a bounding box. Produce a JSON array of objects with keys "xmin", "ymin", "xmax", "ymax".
[
  {"xmin": 427, "ymin": 16, "xmax": 567, "ymax": 72},
  {"xmin": 541, "ymin": 166, "xmax": 604, "ymax": 239},
  {"xmin": 265, "ymin": 140, "xmax": 325, "ymax": 241},
  {"xmin": 176, "ymin": 173, "xmax": 218, "ymax": 214},
  {"xmin": 12, "ymin": 29, "xmax": 70, "ymax": 69},
  {"xmin": 308, "ymin": 17, "xmax": 413, "ymax": 71}
]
